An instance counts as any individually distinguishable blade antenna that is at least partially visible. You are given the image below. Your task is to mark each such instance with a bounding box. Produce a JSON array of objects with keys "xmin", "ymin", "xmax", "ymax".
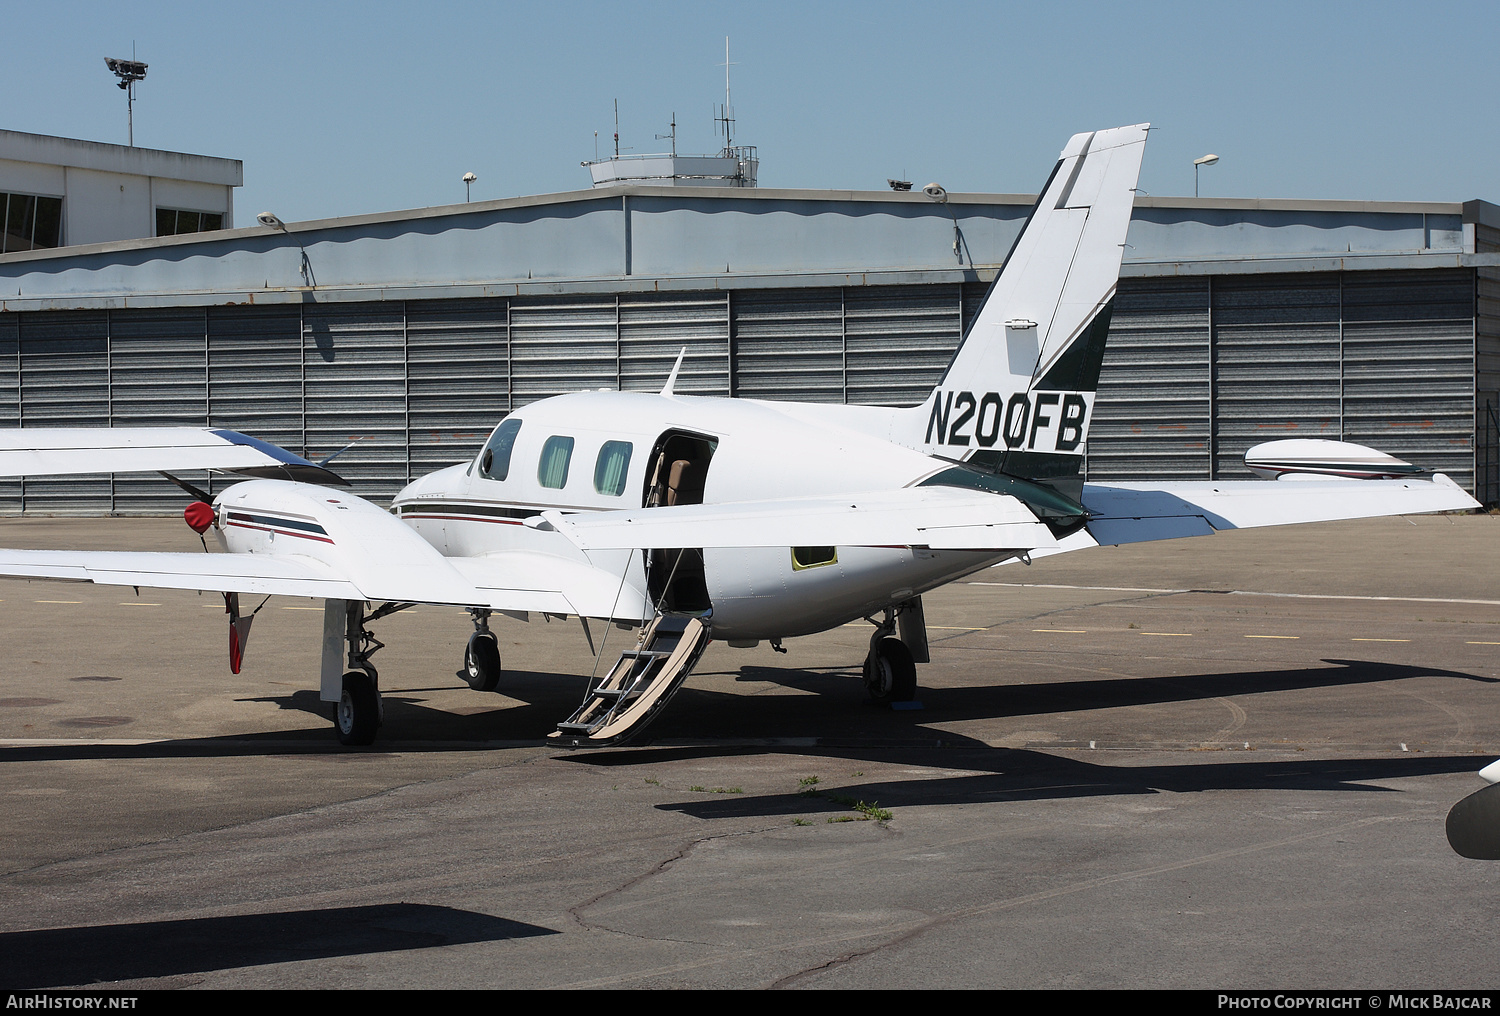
[
  {"xmin": 660, "ymin": 347, "xmax": 687, "ymax": 397},
  {"xmin": 317, "ymin": 439, "xmax": 363, "ymax": 467}
]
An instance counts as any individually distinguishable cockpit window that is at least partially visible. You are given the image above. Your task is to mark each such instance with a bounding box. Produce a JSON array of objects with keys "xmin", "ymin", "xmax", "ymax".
[
  {"xmin": 477, "ymin": 418, "xmax": 522, "ymax": 481},
  {"xmin": 594, "ymin": 440, "xmax": 633, "ymax": 497},
  {"xmin": 538, "ymin": 436, "xmax": 575, "ymax": 489}
]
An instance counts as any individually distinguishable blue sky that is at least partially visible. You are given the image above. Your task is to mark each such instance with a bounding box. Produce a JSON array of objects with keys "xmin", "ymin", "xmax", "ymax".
[{"xmin": 7, "ymin": 1, "xmax": 1498, "ymax": 223}]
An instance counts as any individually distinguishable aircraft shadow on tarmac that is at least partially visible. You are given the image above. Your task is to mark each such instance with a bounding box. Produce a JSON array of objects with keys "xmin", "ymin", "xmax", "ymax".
[
  {"xmin": 240, "ymin": 667, "xmax": 596, "ymax": 740},
  {"xmin": 4, "ymin": 658, "xmax": 1489, "ymax": 761},
  {"xmin": 565, "ymin": 744, "xmax": 1486, "ymax": 821},
  {"xmin": 727, "ymin": 657, "xmax": 1499, "ymax": 720},
  {"xmin": 0, "ymin": 902, "xmax": 555, "ymax": 989}
]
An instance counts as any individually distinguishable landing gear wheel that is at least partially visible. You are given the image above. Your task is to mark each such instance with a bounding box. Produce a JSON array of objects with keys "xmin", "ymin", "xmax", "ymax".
[
  {"xmin": 864, "ymin": 636, "xmax": 917, "ymax": 706},
  {"xmin": 463, "ymin": 631, "xmax": 503, "ymax": 692},
  {"xmin": 336, "ymin": 670, "xmax": 380, "ymax": 746}
]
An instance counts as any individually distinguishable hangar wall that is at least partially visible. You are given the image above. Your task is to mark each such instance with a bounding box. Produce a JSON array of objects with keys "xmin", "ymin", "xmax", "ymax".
[
  {"xmin": 0, "ymin": 266, "xmax": 1483, "ymax": 514},
  {"xmin": 0, "ymin": 187, "xmax": 1495, "ymax": 514}
]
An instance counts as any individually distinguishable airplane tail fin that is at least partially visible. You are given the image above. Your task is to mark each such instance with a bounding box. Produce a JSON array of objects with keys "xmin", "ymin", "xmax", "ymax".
[{"xmin": 913, "ymin": 124, "xmax": 1149, "ymax": 502}]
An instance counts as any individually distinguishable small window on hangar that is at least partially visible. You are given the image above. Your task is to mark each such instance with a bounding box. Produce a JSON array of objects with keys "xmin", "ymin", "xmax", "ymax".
[{"xmin": 156, "ymin": 208, "xmax": 224, "ymax": 237}]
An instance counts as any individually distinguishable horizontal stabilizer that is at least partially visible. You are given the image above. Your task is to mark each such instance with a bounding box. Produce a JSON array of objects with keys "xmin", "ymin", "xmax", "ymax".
[{"xmin": 0, "ymin": 427, "xmax": 347, "ymax": 484}]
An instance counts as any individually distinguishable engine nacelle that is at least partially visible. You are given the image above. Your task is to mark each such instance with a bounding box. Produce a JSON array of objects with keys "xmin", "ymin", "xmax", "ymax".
[
  {"xmin": 1244, "ymin": 439, "xmax": 1420, "ymax": 481},
  {"xmin": 212, "ymin": 479, "xmax": 479, "ymax": 605}
]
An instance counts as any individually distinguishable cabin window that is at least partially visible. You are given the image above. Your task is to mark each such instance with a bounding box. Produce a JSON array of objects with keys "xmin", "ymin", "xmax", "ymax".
[
  {"xmin": 594, "ymin": 440, "xmax": 633, "ymax": 496},
  {"xmin": 477, "ymin": 418, "xmax": 522, "ymax": 480},
  {"xmin": 538, "ymin": 436, "xmax": 575, "ymax": 489},
  {"xmin": 791, "ymin": 546, "xmax": 838, "ymax": 570}
]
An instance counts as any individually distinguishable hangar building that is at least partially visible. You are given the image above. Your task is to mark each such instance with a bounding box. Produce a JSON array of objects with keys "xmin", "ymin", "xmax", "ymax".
[{"xmin": 0, "ymin": 181, "xmax": 1496, "ymax": 513}]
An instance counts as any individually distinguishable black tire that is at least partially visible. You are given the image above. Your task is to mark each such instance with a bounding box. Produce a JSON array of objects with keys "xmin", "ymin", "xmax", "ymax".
[
  {"xmin": 463, "ymin": 631, "xmax": 503, "ymax": 691},
  {"xmin": 864, "ymin": 636, "xmax": 917, "ymax": 705},
  {"xmin": 336, "ymin": 670, "xmax": 380, "ymax": 746}
]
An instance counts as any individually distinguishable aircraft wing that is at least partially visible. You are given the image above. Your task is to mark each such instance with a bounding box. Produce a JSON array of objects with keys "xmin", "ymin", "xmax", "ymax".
[
  {"xmin": 1079, "ymin": 474, "xmax": 1479, "ymax": 547},
  {"xmin": 450, "ymin": 551, "xmax": 652, "ymax": 621},
  {"xmin": 0, "ymin": 548, "xmax": 364, "ymax": 599},
  {"xmin": 543, "ymin": 475, "xmax": 1478, "ymax": 556},
  {"xmin": 542, "ymin": 487, "xmax": 1058, "ymax": 551},
  {"xmin": 0, "ymin": 427, "xmax": 345, "ymax": 484},
  {"xmin": 0, "ymin": 546, "xmax": 654, "ymax": 620}
]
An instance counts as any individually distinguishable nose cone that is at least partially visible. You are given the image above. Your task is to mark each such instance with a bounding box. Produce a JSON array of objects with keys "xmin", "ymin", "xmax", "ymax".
[{"xmin": 1446, "ymin": 781, "xmax": 1500, "ymax": 859}]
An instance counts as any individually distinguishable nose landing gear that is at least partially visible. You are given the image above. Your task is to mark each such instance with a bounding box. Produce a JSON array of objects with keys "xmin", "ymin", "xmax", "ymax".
[{"xmin": 462, "ymin": 609, "xmax": 503, "ymax": 692}]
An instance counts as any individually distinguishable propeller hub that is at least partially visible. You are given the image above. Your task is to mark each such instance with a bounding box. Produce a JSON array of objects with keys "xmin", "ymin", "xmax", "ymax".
[{"xmin": 184, "ymin": 500, "xmax": 216, "ymax": 534}]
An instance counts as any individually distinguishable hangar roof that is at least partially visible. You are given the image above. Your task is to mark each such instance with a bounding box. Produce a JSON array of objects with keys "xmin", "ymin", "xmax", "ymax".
[{"xmin": 1, "ymin": 184, "xmax": 1495, "ymax": 312}]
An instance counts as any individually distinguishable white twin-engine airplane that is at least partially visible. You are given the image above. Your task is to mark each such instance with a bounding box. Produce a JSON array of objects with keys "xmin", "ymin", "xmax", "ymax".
[{"xmin": 0, "ymin": 124, "xmax": 1479, "ymax": 747}]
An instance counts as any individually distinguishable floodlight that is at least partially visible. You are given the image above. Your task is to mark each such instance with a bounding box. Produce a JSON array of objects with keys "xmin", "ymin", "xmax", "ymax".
[
  {"xmin": 104, "ymin": 56, "xmax": 149, "ymax": 146},
  {"xmin": 104, "ymin": 57, "xmax": 147, "ymax": 85}
]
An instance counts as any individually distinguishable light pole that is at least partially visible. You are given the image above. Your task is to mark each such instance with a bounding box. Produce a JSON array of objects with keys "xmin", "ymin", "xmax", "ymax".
[
  {"xmin": 463, "ymin": 172, "xmax": 476, "ymax": 202},
  {"xmin": 257, "ymin": 212, "xmax": 314, "ymax": 287},
  {"xmin": 1194, "ymin": 153, "xmax": 1219, "ymax": 197},
  {"xmin": 922, "ymin": 182, "xmax": 964, "ymax": 263}
]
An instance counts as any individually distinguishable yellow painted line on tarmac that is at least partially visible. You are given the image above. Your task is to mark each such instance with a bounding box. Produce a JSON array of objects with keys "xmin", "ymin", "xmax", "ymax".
[
  {"xmin": 1140, "ymin": 632, "xmax": 1192, "ymax": 637},
  {"xmin": 1351, "ymin": 638, "xmax": 1409, "ymax": 642},
  {"xmin": 1467, "ymin": 641, "xmax": 1500, "ymax": 645},
  {"xmin": 1244, "ymin": 635, "xmax": 1299, "ymax": 639},
  {"xmin": 1034, "ymin": 629, "xmax": 1088, "ymax": 633}
]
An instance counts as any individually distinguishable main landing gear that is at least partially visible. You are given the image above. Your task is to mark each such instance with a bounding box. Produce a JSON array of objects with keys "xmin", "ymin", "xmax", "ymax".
[
  {"xmin": 462, "ymin": 609, "xmax": 503, "ymax": 692},
  {"xmin": 862, "ymin": 598, "xmax": 929, "ymax": 706},
  {"xmin": 328, "ymin": 599, "xmax": 414, "ymax": 746},
  {"xmin": 337, "ymin": 668, "xmax": 381, "ymax": 745}
]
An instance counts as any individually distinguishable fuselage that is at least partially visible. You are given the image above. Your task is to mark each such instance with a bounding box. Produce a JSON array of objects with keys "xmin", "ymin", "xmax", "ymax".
[{"xmin": 386, "ymin": 390, "xmax": 1015, "ymax": 640}]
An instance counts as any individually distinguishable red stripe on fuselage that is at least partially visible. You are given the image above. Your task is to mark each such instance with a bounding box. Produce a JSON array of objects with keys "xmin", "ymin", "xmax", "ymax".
[{"xmin": 401, "ymin": 513, "xmax": 526, "ymax": 525}]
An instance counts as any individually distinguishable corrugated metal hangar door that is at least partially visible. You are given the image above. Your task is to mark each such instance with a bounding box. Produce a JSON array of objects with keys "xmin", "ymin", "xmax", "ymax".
[
  {"xmin": 1091, "ymin": 269, "xmax": 1477, "ymax": 490},
  {"xmin": 0, "ymin": 270, "xmax": 1479, "ymax": 513}
]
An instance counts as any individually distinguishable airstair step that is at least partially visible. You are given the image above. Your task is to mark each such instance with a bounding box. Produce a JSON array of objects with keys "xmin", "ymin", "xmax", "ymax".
[{"xmin": 549, "ymin": 613, "xmax": 711, "ymax": 748}]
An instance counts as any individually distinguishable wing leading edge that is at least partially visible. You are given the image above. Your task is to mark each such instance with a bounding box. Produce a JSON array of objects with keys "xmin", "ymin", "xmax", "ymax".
[{"xmin": 0, "ymin": 427, "xmax": 346, "ymax": 484}]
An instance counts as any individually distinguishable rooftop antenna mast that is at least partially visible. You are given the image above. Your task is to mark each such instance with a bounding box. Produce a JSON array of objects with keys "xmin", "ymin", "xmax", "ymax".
[
  {"xmin": 104, "ymin": 44, "xmax": 148, "ymax": 147},
  {"xmin": 715, "ymin": 36, "xmax": 736, "ymax": 150},
  {"xmin": 655, "ymin": 113, "xmax": 677, "ymax": 157}
]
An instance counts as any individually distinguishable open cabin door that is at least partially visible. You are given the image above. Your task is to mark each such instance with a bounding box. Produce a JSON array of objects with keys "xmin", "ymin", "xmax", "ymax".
[
  {"xmin": 548, "ymin": 429, "xmax": 719, "ymax": 748},
  {"xmin": 642, "ymin": 429, "xmax": 717, "ymax": 614}
]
